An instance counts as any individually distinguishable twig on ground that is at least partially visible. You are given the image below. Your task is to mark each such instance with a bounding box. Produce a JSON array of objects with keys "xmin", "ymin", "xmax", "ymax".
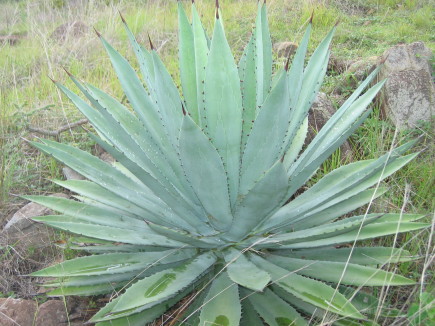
[{"xmin": 27, "ymin": 119, "xmax": 88, "ymax": 137}]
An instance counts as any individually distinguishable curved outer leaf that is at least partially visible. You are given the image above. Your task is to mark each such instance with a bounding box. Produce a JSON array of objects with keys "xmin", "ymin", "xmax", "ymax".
[
  {"xmin": 33, "ymin": 216, "xmax": 184, "ymax": 247},
  {"xmin": 79, "ymin": 83, "xmax": 184, "ymax": 191},
  {"xmin": 24, "ymin": 195, "xmax": 146, "ymax": 230},
  {"xmin": 271, "ymin": 286, "xmax": 380, "ymax": 326},
  {"xmin": 97, "ymin": 35, "xmax": 168, "ymax": 150},
  {"xmin": 199, "ymin": 271, "xmax": 241, "ymax": 326},
  {"xmin": 204, "ymin": 15, "xmax": 242, "ymax": 207},
  {"xmin": 53, "ymin": 180, "xmax": 149, "ymax": 219},
  {"xmin": 287, "ymin": 22, "xmax": 311, "ymax": 111},
  {"xmin": 289, "ymin": 187, "xmax": 388, "ymax": 231},
  {"xmin": 252, "ymin": 213, "xmax": 383, "ymax": 248},
  {"xmin": 287, "ymin": 80, "xmax": 386, "ymax": 195},
  {"xmin": 276, "ymin": 221, "xmax": 429, "ymax": 249},
  {"xmin": 274, "ymin": 247, "xmax": 415, "ymax": 265},
  {"xmin": 294, "ymin": 66, "xmax": 381, "ymax": 171},
  {"xmin": 149, "ymin": 50, "xmax": 183, "ymax": 151},
  {"xmin": 267, "ymin": 254, "xmax": 415, "ymax": 286},
  {"xmin": 30, "ymin": 140, "xmax": 187, "ymax": 229},
  {"xmin": 262, "ymin": 142, "xmax": 418, "ymax": 232},
  {"xmin": 239, "ymin": 71, "xmax": 290, "ymax": 195},
  {"xmin": 223, "ymin": 248, "xmax": 271, "ymax": 292},
  {"xmin": 121, "ymin": 17, "xmax": 155, "ymax": 91},
  {"xmin": 111, "ymin": 253, "xmax": 216, "ymax": 313},
  {"xmin": 246, "ymin": 288, "xmax": 307, "ymax": 326},
  {"xmin": 249, "ymin": 254, "xmax": 365, "ymax": 319},
  {"xmin": 282, "ymin": 27, "xmax": 333, "ymax": 161},
  {"xmin": 47, "ymin": 282, "xmax": 126, "ymax": 297},
  {"xmin": 89, "ymin": 135, "xmax": 213, "ymax": 235},
  {"xmin": 179, "ymin": 115, "xmax": 233, "ymax": 231},
  {"xmin": 31, "ymin": 250, "xmax": 196, "ymax": 277}
]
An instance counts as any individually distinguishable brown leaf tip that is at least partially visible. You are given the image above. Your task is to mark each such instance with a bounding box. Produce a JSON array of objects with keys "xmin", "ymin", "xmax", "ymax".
[
  {"xmin": 48, "ymin": 75, "xmax": 57, "ymax": 83},
  {"xmin": 62, "ymin": 66, "xmax": 72, "ymax": 77},
  {"xmin": 93, "ymin": 27, "xmax": 101, "ymax": 38},
  {"xmin": 181, "ymin": 103, "xmax": 186, "ymax": 116},
  {"xmin": 380, "ymin": 53, "xmax": 389, "ymax": 64},
  {"xmin": 310, "ymin": 10, "xmax": 314, "ymax": 24},
  {"xmin": 148, "ymin": 33, "xmax": 155, "ymax": 50},
  {"xmin": 118, "ymin": 10, "xmax": 126, "ymax": 24},
  {"xmin": 284, "ymin": 56, "xmax": 290, "ymax": 71},
  {"xmin": 215, "ymin": 0, "xmax": 220, "ymax": 19},
  {"xmin": 334, "ymin": 19, "xmax": 340, "ymax": 27}
]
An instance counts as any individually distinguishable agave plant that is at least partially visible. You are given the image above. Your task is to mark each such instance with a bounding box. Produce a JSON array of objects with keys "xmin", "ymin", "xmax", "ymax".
[{"xmin": 26, "ymin": 1, "xmax": 428, "ymax": 325}]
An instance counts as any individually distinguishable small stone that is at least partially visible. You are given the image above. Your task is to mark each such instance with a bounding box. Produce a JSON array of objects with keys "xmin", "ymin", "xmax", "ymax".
[
  {"xmin": 51, "ymin": 21, "xmax": 88, "ymax": 42},
  {"xmin": 3, "ymin": 193, "xmax": 69, "ymax": 234},
  {"xmin": 62, "ymin": 167, "xmax": 85, "ymax": 180},
  {"xmin": 35, "ymin": 300, "xmax": 69, "ymax": 326},
  {"xmin": 273, "ymin": 41, "xmax": 298, "ymax": 58},
  {"xmin": 99, "ymin": 151, "xmax": 115, "ymax": 164}
]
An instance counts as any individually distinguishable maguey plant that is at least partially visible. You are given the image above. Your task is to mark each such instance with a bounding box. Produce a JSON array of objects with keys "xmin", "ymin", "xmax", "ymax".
[{"xmin": 27, "ymin": 1, "xmax": 428, "ymax": 325}]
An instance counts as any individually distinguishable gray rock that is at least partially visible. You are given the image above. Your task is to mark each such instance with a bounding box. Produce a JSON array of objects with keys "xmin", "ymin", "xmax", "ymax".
[
  {"xmin": 51, "ymin": 21, "xmax": 89, "ymax": 42},
  {"xmin": 308, "ymin": 93, "xmax": 353, "ymax": 160},
  {"xmin": 329, "ymin": 54, "xmax": 355, "ymax": 74},
  {"xmin": 0, "ymin": 298, "xmax": 83, "ymax": 326},
  {"xmin": 378, "ymin": 42, "xmax": 434, "ymax": 129},
  {"xmin": 35, "ymin": 300, "xmax": 69, "ymax": 326},
  {"xmin": 273, "ymin": 41, "xmax": 298, "ymax": 58},
  {"xmin": 334, "ymin": 56, "xmax": 379, "ymax": 96},
  {"xmin": 0, "ymin": 298, "xmax": 37, "ymax": 326},
  {"xmin": 3, "ymin": 193, "xmax": 69, "ymax": 234},
  {"xmin": 62, "ymin": 167, "xmax": 85, "ymax": 180}
]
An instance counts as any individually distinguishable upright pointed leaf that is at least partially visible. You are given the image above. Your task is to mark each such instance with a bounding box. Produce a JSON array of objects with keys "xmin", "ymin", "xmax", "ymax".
[{"xmin": 204, "ymin": 15, "xmax": 243, "ymax": 207}]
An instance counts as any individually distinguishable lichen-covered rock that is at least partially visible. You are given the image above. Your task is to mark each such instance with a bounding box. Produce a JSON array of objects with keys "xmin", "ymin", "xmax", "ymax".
[
  {"xmin": 0, "ymin": 298, "xmax": 83, "ymax": 326},
  {"xmin": 273, "ymin": 41, "xmax": 298, "ymax": 58},
  {"xmin": 51, "ymin": 21, "xmax": 88, "ymax": 42},
  {"xmin": 378, "ymin": 42, "xmax": 434, "ymax": 129},
  {"xmin": 62, "ymin": 166, "xmax": 85, "ymax": 180},
  {"xmin": 35, "ymin": 300, "xmax": 69, "ymax": 326},
  {"xmin": 347, "ymin": 56, "xmax": 378, "ymax": 82},
  {"xmin": 0, "ymin": 298, "xmax": 37, "ymax": 326}
]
